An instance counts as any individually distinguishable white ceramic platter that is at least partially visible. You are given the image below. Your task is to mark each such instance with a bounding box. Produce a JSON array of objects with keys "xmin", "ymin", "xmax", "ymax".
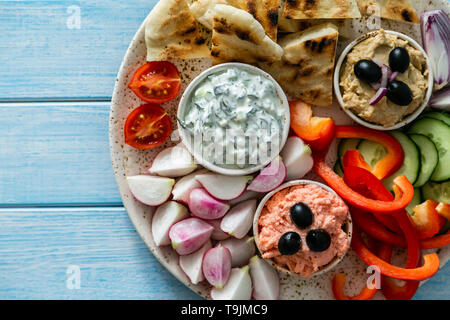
[{"xmin": 110, "ymin": 0, "xmax": 450, "ymax": 299}]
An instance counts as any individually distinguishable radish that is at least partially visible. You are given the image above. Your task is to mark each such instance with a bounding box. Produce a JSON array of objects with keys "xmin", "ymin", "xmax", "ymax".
[
  {"xmin": 172, "ymin": 169, "xmax": 209, "ymax": 204},
  {"xmin": 179, "ymin": 240, "xmax": 212, "ymax": 285},
  {"xmin": 210, "ymin": 266, "xmax": 252, "ymax": 300},
  {"xmin": 151, "ymin": 201, "xmax": 189, "ymax": 246},
  {"xmin": 169, "ymin": 218, "xmax": 214, "ymax": 255},
  {"xmin": 195, "ymin": 173, "xmax": 252, "ymax": 201},
  {"xmin": 220, "ymin": 236, "xmax": 256, "ymax": 267},
  {"xmin": 280, "ymin": 136, "xmax": 314, "ymax": 181},
  {"xmin": 207, "ymin": 219, "xmax": 230, "ymax": 241},
  {"xmin": 220, "ymin": 200, "xmax": 257, "ymax": 239},
  {"xmin": 229, "ymin": 190, "xmax": 263, "ymax": 206},
  {"xmin": 202, "ymin": 245, "xmax": 232, "ymax": 289},
  {"xmin": 148, "ymin": 144, "xmax": 197, "ymax": 178},
  {"xmin": 247, "ymin": 156, "xmax": 286, "ymax": 193},
  {"xmin": 189, "ymin": 188, "xmax": 230, "ymax": 220},
  {"xmin": 126, "ymin": 175, "xmax": 175, "ymax": 206},
  {"xmin": 249, "ymin": 255, "xmax": 280, "ymax": 300}
]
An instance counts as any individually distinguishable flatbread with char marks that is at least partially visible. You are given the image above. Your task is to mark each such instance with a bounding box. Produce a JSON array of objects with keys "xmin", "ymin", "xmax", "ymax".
[{"xmin": 283, "ymin": 0, "xmax": 361, "ymax": 20}]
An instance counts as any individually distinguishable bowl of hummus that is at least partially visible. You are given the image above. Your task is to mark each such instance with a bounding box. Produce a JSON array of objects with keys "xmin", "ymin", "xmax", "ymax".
[
  {"xmin": 334, "ymin": 29, "xmax": 434, "ymax": 130},
  {"xmin": 253, "ymin": 180, "xmax": 352, "ymax": 278}
]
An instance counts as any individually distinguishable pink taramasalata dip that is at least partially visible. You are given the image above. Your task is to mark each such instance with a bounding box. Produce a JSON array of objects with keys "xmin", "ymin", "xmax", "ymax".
[{"xmin": 257, "ymin": 183, "xmax": 350, "ymax": 277}]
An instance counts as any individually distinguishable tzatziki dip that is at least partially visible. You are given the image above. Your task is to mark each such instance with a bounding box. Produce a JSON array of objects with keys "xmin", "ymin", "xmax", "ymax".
[{"xmin": 179, "ymin": 66, "xmax": 287, "ymax": 170}]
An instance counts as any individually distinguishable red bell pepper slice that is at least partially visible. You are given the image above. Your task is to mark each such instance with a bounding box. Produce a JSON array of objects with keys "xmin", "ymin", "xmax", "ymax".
[
  {"xmin": 436, "ymin": 202, "xmax": 450, "ymax": 221},
  {"xmin": 410, "ymin": 200, "xmax": 446, "ymax": 239},
  {"xmin": 289, "ymin": 100, "xmax": 336, "ymax": 151},
  {"xmin": 336, "ymin": 126, "xmax": 404, "ymax": 180},
  {"xmin": 421, "ymin": 230, "xmax": 450, "ymax": 249},
  {"xmin": 342, "ymin": 149, "xmax": 372, "ymax": 172}
]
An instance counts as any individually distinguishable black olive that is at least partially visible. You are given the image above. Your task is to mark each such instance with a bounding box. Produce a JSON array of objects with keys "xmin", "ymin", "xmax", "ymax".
[
  {"xmin": 306, "ymin": 229, "xmax": 331, "ymax": 252},
  {"xmin": 354, "ymin": 59, "xmax": 382, "ymax": 83},
  {"xmin": 278, "ymin": 232, "xmax": 302, "ymax": 255},
  {"xmin": 290, "ymin": 202, "xmax": 313, "ymax": 229},
  {"xmin": 389, "ymin": 47, "xmax": 410, "ymax": 73},
  {"xmin": 387, "ymin": 80, "xmax": 413, "ymax": 106}
]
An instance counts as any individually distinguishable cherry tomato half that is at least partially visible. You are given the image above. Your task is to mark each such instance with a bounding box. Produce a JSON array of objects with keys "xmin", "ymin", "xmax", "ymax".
[
  {"xmin": 124, "ymin": 104, "xmax": 173, "ymax": 150},
  {"xmin": 128, "ymin": 61, "xmax": 181, "ymax": 104}
]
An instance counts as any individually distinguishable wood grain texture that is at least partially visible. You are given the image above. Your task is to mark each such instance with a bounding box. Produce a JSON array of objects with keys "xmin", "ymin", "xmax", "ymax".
[{"xmin": 0, "ymin": 0, "xmax": 157, "ymax": 101}]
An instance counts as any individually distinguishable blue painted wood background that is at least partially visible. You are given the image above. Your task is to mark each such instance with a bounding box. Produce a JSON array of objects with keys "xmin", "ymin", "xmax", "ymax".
[{"xmin": 0, "ymin": 0, "xmax": 448, "ymax": 300}]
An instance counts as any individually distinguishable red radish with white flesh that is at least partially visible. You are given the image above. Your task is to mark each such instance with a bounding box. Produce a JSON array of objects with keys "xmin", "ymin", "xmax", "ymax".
[
  {"xmin": 220, "ymin": 200, "xmax": 257, "ymax": 239},
  {"xmin": 179, "ymin": 240, "xmax": 212, "ymax": 285},
  {"xmin": 280, "ymin": 136, "xmax": 313, "ymax": 181},
  {"xmin": 195, "ymin": 173, "xmax": 252, "ymax": 201},
  {"xmin": 210, "ymin": 266, "xmax": 252, "ymax": 300},
  {"xmin": 126, "ymin": 175, "xmax": 174, "ymax": 206},
  {"xmin": 189, "ymin": 188, "xmax": 230, "ymax": 220},
  {"xmin": 249, "ymin": 255, "xmax": 280, "ymax": 300},
  {"xmin": 148, "ymin": 144, "xmax": 197, "ymax": 178},
  {"xmin": 220, "ymin": 236, "xmax": 256, "ymax": 267},
  {"xmin": 202, "ymin": 245, "xmax": 232, "ymax": 289},
  {"xmin": 229, "ymin": 190, "xmax": 263, "ymax": 206},
  {"xmin": 152, "ymin": 201, "xmax": 189, "ymax": 246},
  {"xmin": 247, "ymin": 156, "xmax": 286, "ymax": 193},
  {"xmin": 172, "ymin": 169, "xmax": 209, "ymax": 204},
  {"xmin": 169, "ymin": 218, "xmax": 214, "ymax": 255},
  {"xmin": 207, "ymin": 219, "xmax": 230, "ymax": 241}
]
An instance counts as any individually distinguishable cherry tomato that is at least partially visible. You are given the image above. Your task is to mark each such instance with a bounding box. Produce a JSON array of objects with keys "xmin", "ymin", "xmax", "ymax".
[
  {"xmin": 124, "ymin": 104, "xmax": 172, "ymax": 150},
  {"xmin": 128, "ymin": 61, "xmax": 181, "ymax": 104}
]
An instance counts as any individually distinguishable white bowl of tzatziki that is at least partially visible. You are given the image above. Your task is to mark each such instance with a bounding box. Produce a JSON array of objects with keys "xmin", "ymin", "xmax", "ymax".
[{"xmin": 177, "ymin": 63, "xmax": 290, "ymax": 176}]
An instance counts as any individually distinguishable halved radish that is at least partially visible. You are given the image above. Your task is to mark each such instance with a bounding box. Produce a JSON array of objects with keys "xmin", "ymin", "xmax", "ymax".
[
  {"xmin": 172, "ymin": 169, "xmax": 209, "ymax": 204},
  {"xmin": 179, "ymin": 240, "xmax": 212, "ymax": 285},
  {"xmin": 220, "ymin": 200, "xmax": 257, "ymax": 239},
  {"xmin": 196, "ymin": 173, "xmax": 252, "ymax": 201},
  {"xmin": 126, "ymin": 175, "xmax": 175, "ymax": 206},
  {"xmin": 169, "ymin": 218, "xmax": 214, "ymax": 255},
  {"xmin": 148, "ymin": 144, "xmax": 197, "ymax": 178},
  {"xmin": 207, "ymin": 219, "xmax": 230, "ymax": 241},
  {"xmin": 202, "ymin": 245, "xmax": 232, "ymax": 289},
  {"xmin": 210, "ymin": 266, "xmax": 252, "ymax": 300},
  {"xmin": 280, "ymin": 136, "xmax": 314, "ymax": 181},
  {"xmin": 152, "ymin": 201, "xmax": 189, "ymax": 246},
  {"xmin": 220, "ymin": 236, "xmax": 256, "ymax": 267},
  {"xmin": 229, "ymin": 190, "xmax": 263, "ymax": 206},
  {"xmin": 249, "ymin": 255, "xmax": 280, "ymax": 300},
  {"xmin": 189, "ymin": 188, "xmax": 230, "ymax": 220},
  {"xmin": 247, "ymin": 156, "xmax": 286, "ymax": 193}
]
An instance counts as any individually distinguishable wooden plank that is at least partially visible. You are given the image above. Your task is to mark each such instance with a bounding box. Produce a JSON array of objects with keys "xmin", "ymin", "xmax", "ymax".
[
  {"xmin": 0, "ymin": 207, "xmax": 202, "ymax": 299},
  {"xmin": 0, "ymin": 102, "xmax": 122, "ymax": 205},
  {"xmin": 0, "ymin": 0, "xmax": 157, "ymax": 100}
]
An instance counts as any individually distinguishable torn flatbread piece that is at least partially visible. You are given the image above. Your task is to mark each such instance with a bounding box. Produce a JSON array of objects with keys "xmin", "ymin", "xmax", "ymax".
[
  {"xmin": 145, "ymin": 0, "xmax": 210, "ymax": 61},
  {"xmin": 260, "ymin": 23, "xmax": 339, "ymax": 107},
  {"xmin": 211, "ymin": 4, "xmax": 283, "ymax": 64},
  {"xmin": 356, "ymin": 0, "xmax": 419, "ymax": 23},
  {"xmin": 283, "ymin": 0, "xmax": 361, "ymax": 20}
]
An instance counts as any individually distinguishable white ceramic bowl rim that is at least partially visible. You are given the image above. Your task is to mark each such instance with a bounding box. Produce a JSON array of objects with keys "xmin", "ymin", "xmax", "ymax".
[
  {"xmin": 252, "ymin": 180, "xmax": 353, "ymax": 278},
  {"xmin": 333, "ymin": 29, "xmax": 434, "ymax": 131},
  {"xmin": 177, "ymin": 62, "xmax": 291, "ymax": 176}
]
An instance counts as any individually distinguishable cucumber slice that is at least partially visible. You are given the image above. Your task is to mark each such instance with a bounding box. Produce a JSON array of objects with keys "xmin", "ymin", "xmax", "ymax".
[
  {"xmin": 421, "ymin": 111, "xmax": 450, "ymax": 126},
  {"xmin": 382, "ymin": 132, "xmax": 420, "ymax": 191},
  {"xmin": 422, "ymin": 180, "xmax": 450, "ymax": 203},
  {"xmin": 338, "ymin": 138, "xmax": 361, "ymax": 167},
  {"xmin": 408, "ymin": 118, "xmax": 450, "ymax": 182},
  {"xmin": 334, "ymin": 161, "xmax": 344, "ymax": 178},
  {"xmin": 357, "ymin": 140, "xmax": 387, "ymax": 168},
  {"xmin": 409, "ymin": 134, "xmax": 439, "ymax": 188},
  {"xmin": 406, "ymin": 189, "xmax": 423, "ymax": 215}
]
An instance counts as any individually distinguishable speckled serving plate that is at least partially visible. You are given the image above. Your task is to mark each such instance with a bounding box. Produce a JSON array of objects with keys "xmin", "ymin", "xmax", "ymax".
[{"xmin": 110, "ymin": 0, "xmax": 450, "ymax": 300}]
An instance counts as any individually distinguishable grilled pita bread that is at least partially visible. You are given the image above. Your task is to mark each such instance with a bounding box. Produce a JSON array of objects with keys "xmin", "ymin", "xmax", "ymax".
[
  {"xmin": 283, "ymin": 0, "xmax": 361, "ymax": 20},
  {"xmin": 260, "ymin": 23, "xmax": 339, "ymax": 107},
  {"xmin": 189, "ymin": 0, "xmax": 280, "ymax": 40},
  {"xmin": 210, "ymin": 4, "xmax": 283, "ymax": 64},
  {"xmin": 145, "ymin": 0, "xmax": 210, "ymax": 61},
  {"xmin": 356, "ymin": 0, "xmax": 419, "ymax": 23}
]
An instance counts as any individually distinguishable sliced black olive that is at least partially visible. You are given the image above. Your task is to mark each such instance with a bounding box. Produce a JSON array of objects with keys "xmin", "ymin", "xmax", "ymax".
[
  {"xmin": 306, "ymin": 229, "xmax": 331, "ymax": 252},
  {"xmin": 354, "ymin": 59, "xmax": 382, "ymax": 83},
  {"xmin": 387, "ymin": 80, "xmax": 413, "ymax": 106},
  {"xmin": 290, "ymin": 202, "xmax": 313, "ymax": 229},
  {"xmin": 278, "ymin": 232, "xmax": 302, "ymax": 255},
  {"xmin": 389, "ymin": 47, "xmax": 410, "ymax": 73}
]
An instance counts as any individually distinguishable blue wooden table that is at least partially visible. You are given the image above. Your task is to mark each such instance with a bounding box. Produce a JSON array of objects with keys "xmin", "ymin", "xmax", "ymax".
[{"xmin": 0, "ymin": 1, "xmax": 448, "ymax": 300}]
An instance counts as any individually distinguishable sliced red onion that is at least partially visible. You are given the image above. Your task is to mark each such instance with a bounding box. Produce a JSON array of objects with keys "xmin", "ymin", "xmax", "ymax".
[
  {"xmin": 369, "ymin": 87, "xmax": 388, "ymax": 106},
  {"xmin": 380, "ymin": 64, "xmax": 390, "ymax": 88},
  {"xmin": 370, "ymin": 81, "xmax": 381, "ymax": 90},
  {"xmin": 390, "ymin": 71, "xmax": 399, "ymax": 82},
  {"xmin": 429, "ymin": 85, "xmax": 450, "ymax": 111}
]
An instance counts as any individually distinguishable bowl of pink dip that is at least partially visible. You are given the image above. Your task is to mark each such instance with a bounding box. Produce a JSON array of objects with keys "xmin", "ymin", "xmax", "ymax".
[{"xmin": 253, "ymin": 180, "xmax": 352, "ymax": 278}]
